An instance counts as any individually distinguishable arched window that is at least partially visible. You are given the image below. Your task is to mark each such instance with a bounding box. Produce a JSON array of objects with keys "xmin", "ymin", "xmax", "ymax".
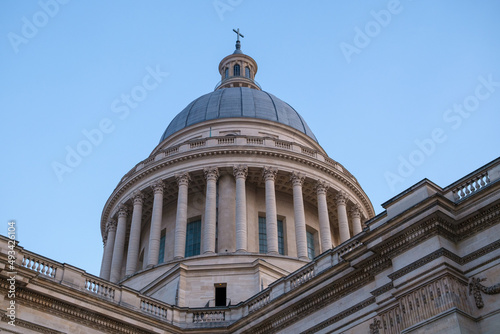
[
  {"xmin": 245, "ymin": 66, "xmax": 250, "ymax": 78},
  {"xmin": 224, "ymin": 67, "xmax": 229, "ymax": 78},
  {"xmin": 233, "ymin": 64, "xmax": 240, "ymax": 76}
]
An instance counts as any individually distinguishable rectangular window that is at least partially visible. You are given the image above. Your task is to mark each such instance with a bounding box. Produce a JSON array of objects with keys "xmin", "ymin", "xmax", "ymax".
[
  {"xmin": 259, "ymin": 217, "xmax": 267, "ymax": 253},
  {"xmin": 185, "ymin": 220, "xmax": 201, "ymax": 257},
  {"xmin": 307, "ymin": 230, "xmax": 315, "ymax": 260},
  {"xmin": 158, "ymin": 229, "xmax": 166, "ymax": 264},
  {"xmin": 259, "ymin": 217, "xmax": 284, "ymax": 255}
]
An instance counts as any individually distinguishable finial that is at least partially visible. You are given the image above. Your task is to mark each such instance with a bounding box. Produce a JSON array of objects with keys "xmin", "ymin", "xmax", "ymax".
[{"xmin": 233, "ymin": 28, "xmax": 244, "ymax": 54}]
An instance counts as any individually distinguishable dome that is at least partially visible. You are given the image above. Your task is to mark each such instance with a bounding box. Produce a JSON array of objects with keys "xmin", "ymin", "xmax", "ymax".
[{"xmin": 159, "ymin": 87, "xmax": 318, "ymax": 142}]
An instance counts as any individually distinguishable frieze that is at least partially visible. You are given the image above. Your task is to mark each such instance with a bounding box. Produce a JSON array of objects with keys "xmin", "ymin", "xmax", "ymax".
[
  {"xmin": 11, "ymin": 285, "xmax": 161, "ymax": 334},
  {"xmin": 300, "ymin": 297, "xmax": 376, "ymax": 334},
  {"xmin": 0, "ymin": 313, "xmax": 65, "ymax": 334},
  {"xmin": 371, "ymin": 282, "xmax": 394, "ymax": 297}
]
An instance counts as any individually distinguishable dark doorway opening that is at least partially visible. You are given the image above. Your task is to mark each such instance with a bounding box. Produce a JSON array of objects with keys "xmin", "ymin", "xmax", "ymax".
[{"xmin": 215, "ymin": 284, "xmax": 227, "ymax": 307}]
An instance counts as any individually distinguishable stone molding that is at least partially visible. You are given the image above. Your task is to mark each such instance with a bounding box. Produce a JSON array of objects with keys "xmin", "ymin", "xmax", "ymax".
[
  {"xmin": 100, "ymin": 147, "xmax": 374, "ymax": 232},
  {"xmin": 0, "ymin": 313, "xmax": 66, "ymax": 334}
]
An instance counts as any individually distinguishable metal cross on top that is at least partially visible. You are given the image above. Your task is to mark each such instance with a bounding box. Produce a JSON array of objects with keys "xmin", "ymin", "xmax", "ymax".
[{"xmin": 233, "ymin": 28, "xmax": 244, "ymax": 42}]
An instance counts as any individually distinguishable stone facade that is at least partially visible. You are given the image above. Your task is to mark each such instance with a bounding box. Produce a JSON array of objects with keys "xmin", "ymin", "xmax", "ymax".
[{"xmin": 2, "ymin": 39, "xmax": 500, "ymax": 333}]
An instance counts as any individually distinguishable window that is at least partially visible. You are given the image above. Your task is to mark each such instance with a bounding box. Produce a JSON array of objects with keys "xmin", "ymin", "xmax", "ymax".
[
  {"xmin": 245, "ymin": 66, "xmax": 250, "ymax": 78},
  {"xmin": 215, "ymin": 283, "xmax": 227, "ymax": 307},
  {"xmin": 224, "ymin": 67, "xmax": 229, "ymax": 78},
  {"xmin": 158, "ymin": 229, "xmax": 166, "ymax": 263},
  {"xmin": 233, "ymin": 64, "xmax": 240, "ymax": 76},
  {"xmin": 307, "ymin": 230, "xmax": 315, "ymax": 260},
  {"xmin": 185, "ymin": 220, "xmax": 201, "ymax": 257},
  {"xmin": 258, "ymin": 217, "xmax": 284, "ymax": 255}
]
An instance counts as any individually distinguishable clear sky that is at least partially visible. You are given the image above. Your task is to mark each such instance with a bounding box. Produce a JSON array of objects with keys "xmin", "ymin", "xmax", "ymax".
[{"xmin": 1, "ymin": 1, "xmax": 499, "ymax": 276}]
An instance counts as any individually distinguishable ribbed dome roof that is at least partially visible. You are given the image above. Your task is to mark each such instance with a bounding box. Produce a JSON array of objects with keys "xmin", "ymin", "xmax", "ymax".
[{"xmin": 160, "ymin": 87, "xmax": 317, "ymax": 142}]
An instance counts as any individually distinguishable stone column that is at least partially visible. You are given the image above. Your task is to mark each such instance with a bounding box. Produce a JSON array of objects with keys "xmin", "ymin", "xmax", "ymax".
[
  {"xmin": 234, "ymin": 165, "xmax": 248, "ymax": 253},
  {"xmin": 100, "ymin": 220, "xmax": 116, "ymax": 280},
  {"xmin": 126, "ymin": 191, "xmax": 144, "ymax": 275},
  {"xmin": 351, "ymin": 204, "xmax": 363, "ymax": 235},
  {"xmin": 336, "ymin": 191, "xmax": 350, "ymax": 243},
  {"xmin": 174, "ymin": 173, "xmax": 190, "ymax": 259},
  {"xmin": 110, "ymin": 205, "xmax": 128, "ymax": 283},
  {"xmin": 316, "ymin": 180, "xmax": 332, "ymax": 252},
  {"xmin": 147, "ymin": 181, "xmax": 165, "ymax": 268},
  {"xmin": 203, "ymin": 167, "xmax": 219, "ymax": 254},
  {"xmin": 291, "ymin": 172, "xmax": 308, "ymax": 260},
  {"xmin": 263, "ymin": 166, "xmax": 279, "ymax": 255}
]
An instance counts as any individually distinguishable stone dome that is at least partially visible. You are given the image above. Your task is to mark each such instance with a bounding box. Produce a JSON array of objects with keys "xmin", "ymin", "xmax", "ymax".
[{"xmin": 159, "ymin": 87, "xmax": 318, "ymax": 143}]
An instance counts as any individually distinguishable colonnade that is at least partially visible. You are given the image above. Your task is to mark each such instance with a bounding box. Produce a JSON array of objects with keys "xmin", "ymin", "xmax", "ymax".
[{"xmin": 100, "ymin": 166, "xmax": 364, "ymax": 282}]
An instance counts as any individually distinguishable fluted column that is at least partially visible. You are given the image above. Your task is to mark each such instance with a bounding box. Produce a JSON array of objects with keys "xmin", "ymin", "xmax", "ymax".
[
  {"xmin": 316, "ymin": 180, "xmax": 332, "ymax": 252},
  {"xmin": 234, "ymin": 165, "xmax": 248, "ymax": 253},
  {"xmin": 351, "ymin": 204, "xmax": 363, "ymax": 236},
  {"xmin": 174, "ymin": 173, "xmax": 190, "ymax": 259},
  {"xmin": 147, "ymin": 181, "xmax": 165, "ymax": 267},
  {"xmin": 100, "ymin": 220, "xmax": 116, "ymax": 280},
  {"xmin": 263, "ymin": 166, "xmax": 279, "ymax": 255},
  {"xmin": 126, "ymin": 191, "xmax": 144, "ymax": 275},
  {"xmin": 291, "ymin": 172, "xmax": 308, "ymax": 260},
  {"xmin": 110, "ymin": 205, "xmax": 128, "ymax": 283},
  {"xmin": 203, "ymin": 167, "xmax": 219, "ymax": 254},
  {"xmin": 336, "ymin": 191, "xmax": 350, "ymax": 243}
]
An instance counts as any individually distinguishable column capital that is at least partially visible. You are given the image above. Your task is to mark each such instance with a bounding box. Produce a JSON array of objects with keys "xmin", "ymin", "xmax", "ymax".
[
  {"xmin": 204, "ymin": 166, "xmax": 219, "ymax": 181},
  {"xmin": 151, "ymin": 180, "xmax": 165, "ymax": 194},
  {"xmin": 262, "ymin": 166, "xmax": 278, "ymax": 181},
  {"xmin": 106, "ymin": 219, "xmax": 117, "ymax": 233},
  {"xmin": 102, "ymin": 235, "xmax": 107, "ymax": 246},
  {"xmin": 175, "ymin": 172, "xmax": 191, "ymax": 186},
  {"xmin": 233, "ymin": 164, "xmax": 248, "ymax": 179},
  {"xmin": 132, "ymin": 190, "xmax": 144, "ymax": 205},
  {"xmin": 315, "ymin": 180, "xmax": 330, "ymax": 195},
  {"xmin": 118, "ymin": 205, "xmax": 129, "ymax": 218},
  {"xmin": 290, "ymin": 171, "xmax": 306, "ymax": 187},
  {"xmin": 350, "ymin": 203, "xmax": 361, "ymax": 219},
  {"xmin": 336, "ymin": 191, "xmax": 349, "ymax": 205}
]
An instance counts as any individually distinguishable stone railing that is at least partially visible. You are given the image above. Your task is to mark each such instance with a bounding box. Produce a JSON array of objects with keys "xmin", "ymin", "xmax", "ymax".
[
  {"xmin": 4, "ymin": 235, "xmax": 352, "ymax": 329},
  {"xmin": 444, "ymin": 157, "xmax": 500, "ymax": 202},
  {"xmin": 21, "ymin": 253, "xmax": 60, "ymax": 279},
  {"xmin": 141, "ymin": 297, "xmax": 169, "ymax": 319},
  {"xmin": 85, "ymin": 276, "xmax": 116, "ymax": 300},
  {"xmin": 117, "ymin": 135, "xmax": 358, "ymax": 189}
]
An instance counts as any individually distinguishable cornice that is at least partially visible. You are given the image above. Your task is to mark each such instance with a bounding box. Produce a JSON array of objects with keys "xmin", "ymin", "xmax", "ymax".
[
  {"xmin": 100, "ymin": 147, "xmax": 374, "ymax": 232},
  {"xmin": 0, "ymin": 313, "xmax": 65, "ymax": 334}
]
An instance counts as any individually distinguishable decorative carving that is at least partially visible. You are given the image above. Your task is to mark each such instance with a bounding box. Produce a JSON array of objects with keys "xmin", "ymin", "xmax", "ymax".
[
  {"xmin": 233, "ymin": 164, "xmax": 248, "ymax": 179},
  {"xmin": 336, "ymin": 191, "xmax": 348, "ymax": 205},
  {"xmin": 175, "ymin": 172, "xmax": 190, "ymax": 186},
  {"xmin": 262, "ymin": 166, "xmax": 278, "ymax": 181},
  {"xmin": 117, "ymin": 204, "xmax": 129, "ymax": 218},
  {"xmin": 204, "ymin": 166, "xmax": 219, "ymax": 181},
  {"xmin": 469, "ymin": 276, "xmax": 500, "ymax": 308},
  {"xmin": 106, "ymin": 219, "xmax": 117, "ymax": 233},
  {"xmin": 290, "ymin": 171, "xmax": 306, "ymax": 186},
  {"xmin": 350, "ymin": 203, "xmax": 361, "ymax": 218},
  {"xmin": 132, "ymin": 190, "xmax": 144, "ymax": 205},
  {"xmin": 369, "ymin": 318, "xmax": 381, "ymax": 334},
  {"xmin": 315, "ymin": 180, "xmax": 329, "ymax": 195},
  {"xmin": 151, "ymin": 180, "xmax": 164, "ymax": 195}
]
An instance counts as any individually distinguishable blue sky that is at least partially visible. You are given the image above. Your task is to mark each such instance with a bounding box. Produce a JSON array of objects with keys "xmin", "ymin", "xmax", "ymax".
[{"xmin": 1, "ymin": 0, "xmax": 499, "ymax": 276}]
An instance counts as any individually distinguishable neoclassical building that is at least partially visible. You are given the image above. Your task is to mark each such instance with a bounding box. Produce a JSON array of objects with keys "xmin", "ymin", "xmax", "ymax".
[{"xmin": 1, "ymin": 34, "xmax": 500, "ymax": 333}]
